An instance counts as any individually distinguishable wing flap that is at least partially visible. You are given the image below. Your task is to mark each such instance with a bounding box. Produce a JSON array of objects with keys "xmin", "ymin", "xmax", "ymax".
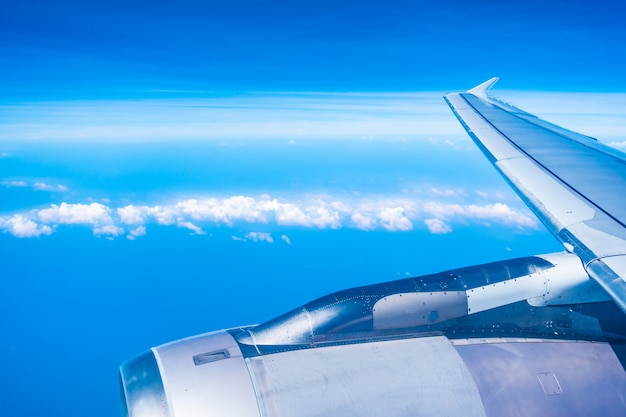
[{"xmin": 445, "ymin": 79, "xmax": 626, "ymax": 313}]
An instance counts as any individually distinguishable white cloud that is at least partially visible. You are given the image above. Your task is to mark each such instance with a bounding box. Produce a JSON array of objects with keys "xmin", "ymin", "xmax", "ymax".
[
  {"xmin": 1, "ymin": 215, "xmax": 53, "ymax": 238},
  {"xmin": 379, "ymin": 207, "xmax": 413, "ymax": 231},
  {"xmin": 464, "ymin": 203, "xmax": 536, "ymax": 227},
  {"xmin": 33, "ymin": 183, "xmax": 68, "ymax": 192},
  {"xmin": 430, "ymin": 188, "xmax": 467, "ymax": 198},
  {"xmin": 231, "ymin": 232, "xmax": 275, "ymax": 243},
  {"xmin": 93, "ymin": 224, "xmax": 124, "ymax": 237},
  {"xmin": 1, "ymin": 180, "xmax": 28, "ymax": 188},
  {"xmin": 177, "ymin": 221, "xmax": 206, "ymax": 235},
  {"xmin": 0, "ymin": 192, "xmax": 539, "ymax": 239},
  {"xmin": 38, "ymin": 202, "xmax": 112, "ymax": 224},
  {"xmin": 150, "ymin": 205, "xmax": 178, "ymax": 225},
  {"xmin": 281, "ymin": 234, "xmax": 291, "ymax": 244},
  {"xmin": 351, "ymin": 212, "xmax": 376, "ymax": 230},
  {"xmin": 127, "ymin": 226, "xmax": 146, "ymax": 240},
  {"xmin": 607, "ymin": 141, "xmax": 626, "ymax": 150},
  {"xmin": 246, "ymin": 232, "xmax": 274, "ymax": 243},
  {"xmin": 1, "ymin": 180, "xmax": 68, "ymax": 192},
  {"xmin": 130, "ymin": 226, "xmax": 146, "ymax": 236},
  {"xmin": 35, "ymin": 202, "xmax": 124, "ymax": 237},
  {"xmin": 423, "ymin": 202, "xmax": 536, "ymax": 229},
  {"xmin": 424, "ymin": 218, "xmax": 453, "ymax": 234},
  {"xmin": 117, "ymin": 205, "xmax": 150, "ymax": 225}
]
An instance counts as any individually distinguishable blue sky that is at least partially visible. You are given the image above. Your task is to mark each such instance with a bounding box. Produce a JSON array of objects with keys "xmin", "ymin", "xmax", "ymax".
[
  {"xmin": 2, "ymin": 1, "xmax": 626, "ymax": 417},
  {"xmin": 3, "ymin": 0, "xmax": 626, "ymax": 100}
]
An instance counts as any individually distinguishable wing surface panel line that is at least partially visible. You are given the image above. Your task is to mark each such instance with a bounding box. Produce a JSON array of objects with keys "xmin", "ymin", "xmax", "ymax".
[{"xmin": 455, "ymin": 92, "xmax": 626, "ymax": 232}]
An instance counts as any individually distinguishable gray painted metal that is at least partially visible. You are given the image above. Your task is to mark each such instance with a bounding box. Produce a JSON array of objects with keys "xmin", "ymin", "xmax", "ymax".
[
  {"xmin": 455, "ymin": 340, "xmax": 626, "ymax": 416},
  {"xmin": 373, "ymin": 290, "xmax": 467, "ymax": 329},
  {"xmin": 246, "ymin": 335, "xmax": 486, "ymax": 417},
  {"xmin": 461, "ymin": 92, "xmax": 626, "ymax": 230},
  {"xmin": 119, "ymin": 349, "xmax": 171, "ymax": 417},
  {"xmin": 123, "ymin": 330, "xmax": 262, "ymax": 417}
]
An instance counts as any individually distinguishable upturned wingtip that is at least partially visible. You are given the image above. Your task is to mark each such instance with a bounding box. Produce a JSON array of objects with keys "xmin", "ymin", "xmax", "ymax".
[{"xmin": 467, "ymin": 77, "xmax": 499, "ymax": 96}]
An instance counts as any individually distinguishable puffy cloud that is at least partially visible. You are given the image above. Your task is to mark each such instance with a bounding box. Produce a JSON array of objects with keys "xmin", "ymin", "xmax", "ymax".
[
  {"xmin": 424, "ymin": 218, "xmax": 452, "ymax": 234},
  {"xmin": 117, "ymin": 205, "xmax": 150, "ymax": 225},
  {"xmin": 93, "ymin": 225, "xmax": 124, "ymax": 237},
  {"xmin": 0, "ymin": 215, "xmax": 53, "ymax": 238},
  {"xmin": 34, "ymin": 202, "xmax": 124, "ymax": 237},
  {"xmin": 289, "ymin": 204, "xmax": 341, "ymax": 229},
  {"xmin": 464, "ymin": 203, "xmax": 536, "ymax": 227},
  {"xmin": 423, "ymin": 202, "xmax": 464, "ymax": 218},
  {"xmin": 130, "ymin": 226, "xmax": 146, "ymax": 237},
  {"xmin": 272, "ymin": 202, "xmax": 310, "ymax": 226},
  {"xmin": 115, "ymin": 196, "xmax": 421, "ymax": 232},
  {"xmin": 178, "ymin": 197, "xmax": 267, "ymax": 225},
  {"xmin": 38, "ymin": 202, "xmax": 112, "ymax": 225},
  {"xmin": 0, "ymin": 192, "xmax": 538, "ymax": 238},
  {"xmin": 174, "ymin": 197, "xmax": 346, "ymax": 229},
  {"xmin": 379, "ymin": 207, "xmax": 413, "ymax": 231},
  {"xmin": 281, "ymin": 234, "xmax": 291, "ymax": 245},
  {"xmin": 351, "ymin": 212, "xmax": 376, "ymax": 230},
  {"xmin": 127, "ymin": 226, "xmax": 147, "ymax": 240},
  {"xmin": 150, "ymin": 205, "xmax": 178, "ymax": 226},
  {"xmin": 423, "ymin": 202, "xmax": 536, "ymax": 229}
]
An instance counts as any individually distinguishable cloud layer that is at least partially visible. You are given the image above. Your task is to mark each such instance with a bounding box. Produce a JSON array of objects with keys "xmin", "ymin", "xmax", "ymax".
[
  {"xmin": 0, "ymin": 194, "xmax": 537, "ymax": 239},
  {"xmin": 2, "ymin": 92, "xmax": 624, "ymax": 142}
]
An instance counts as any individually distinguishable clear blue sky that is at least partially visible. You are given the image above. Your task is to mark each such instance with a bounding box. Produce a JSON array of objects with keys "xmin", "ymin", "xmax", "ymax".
[
  {"xmin": 1, "ymin": 1, "xmax": 625, "ymax": 417},
  {"xmin": 2, "ymin": 0, "xmax": 626, "ymax": 101}
]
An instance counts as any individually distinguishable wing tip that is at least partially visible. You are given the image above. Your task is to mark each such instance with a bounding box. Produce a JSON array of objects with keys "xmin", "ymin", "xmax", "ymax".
[{"xmin": 468, "ymin": 77, "xmax": 500, "ymax": 96}]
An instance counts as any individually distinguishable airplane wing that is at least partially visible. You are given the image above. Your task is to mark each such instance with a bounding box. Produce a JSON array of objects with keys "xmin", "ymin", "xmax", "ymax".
[{"xmin": 445, "ymin": 78, "xmax": 626, "ymax": 314}]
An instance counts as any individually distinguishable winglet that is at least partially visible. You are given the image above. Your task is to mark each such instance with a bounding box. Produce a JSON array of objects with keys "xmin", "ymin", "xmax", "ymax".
[{"xmin": 467, "ymin": 77, "xmax": 499, "ymax": 97}]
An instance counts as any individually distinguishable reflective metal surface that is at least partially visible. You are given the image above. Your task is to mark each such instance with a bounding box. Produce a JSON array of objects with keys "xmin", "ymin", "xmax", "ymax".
[
  {"xmin": 235, "ymin": 253, "xmax": 607, "ymax": 352},
  {"xmin": 120, "ymin": 330, "xmax": 261, "ymax": 417},
  {"xmin": 119, "ymin": 349, "xmax": 171, "ymax": 417},
  {"xmin": 455, "ymin": 340, "xmax": 626, "ymax": 416},
  {"xmin": 246, "ymin": 335, "xmax": 486, "ymax": 417}
]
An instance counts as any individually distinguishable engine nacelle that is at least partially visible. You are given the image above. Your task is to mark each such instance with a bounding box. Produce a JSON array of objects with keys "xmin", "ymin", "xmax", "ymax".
[{"xmin": 120, "ymin": 252, "xmax": 626, "ymax": 417}]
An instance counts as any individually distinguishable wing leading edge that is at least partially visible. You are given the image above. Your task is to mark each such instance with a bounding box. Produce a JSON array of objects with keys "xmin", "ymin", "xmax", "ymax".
[{"xmin": 444, "ymin": 79, "xmax": 626, "ymax": 314}]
